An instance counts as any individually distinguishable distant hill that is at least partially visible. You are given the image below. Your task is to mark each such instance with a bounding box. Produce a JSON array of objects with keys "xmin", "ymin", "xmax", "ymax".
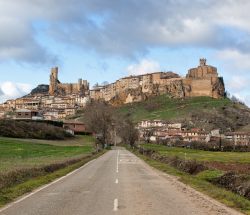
[
  {"xmin": 29, "ymin": 84, "xmax": 49, "ymax": 95},
  {"xmin": 117, "ymin": 95, "xmax": 250, "ymax": 132}
]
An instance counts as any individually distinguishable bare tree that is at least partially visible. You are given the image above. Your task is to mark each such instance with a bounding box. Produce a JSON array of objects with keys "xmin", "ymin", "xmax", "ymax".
[
  {"xmin": 83, "ymin": 101, "xmax": 115, "ymax": 148},
  {"xmin": 143, "ymin": 129, "xmax": 154, "ymax": 143},
  {"xmin": 117, "ymin": 117, "xmax": 138, "ymax": 147},
  {"xmin": 83, "ymin": 101, "xmax": 138, "ymax": 148}
]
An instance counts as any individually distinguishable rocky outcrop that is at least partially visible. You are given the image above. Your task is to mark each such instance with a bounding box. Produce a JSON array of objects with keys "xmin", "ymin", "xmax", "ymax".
[{"xmin": 30, "ymin": 84, "xmax": 49, "ymax": 95}]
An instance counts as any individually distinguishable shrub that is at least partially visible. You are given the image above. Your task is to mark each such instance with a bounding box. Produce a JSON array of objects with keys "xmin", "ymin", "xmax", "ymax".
[
  {"xmin": 138, "ymin": 147, "xmax": 207, "ymax": 175},
  {"xmin": 0, "ymin": 120, "xmax": 73, "ymax": 140},
  {"xmin": 212, "ymin": 172, "xmax": 250, "ymax": 200}
]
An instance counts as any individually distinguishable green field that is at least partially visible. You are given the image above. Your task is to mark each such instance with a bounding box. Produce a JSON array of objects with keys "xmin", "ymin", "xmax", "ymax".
[
  {"xmin": 142, "ymin": 144, "xmax": 250, "ymax": 163},
  {"xmin": 118, "ymin": 95, "xmax": 231, "ymax": 122},
  {"xmin": 0, "ymin": 135, "xmax": 95, "ymax": 173}
]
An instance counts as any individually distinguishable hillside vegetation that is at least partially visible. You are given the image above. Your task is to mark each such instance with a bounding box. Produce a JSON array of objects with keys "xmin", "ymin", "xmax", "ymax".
[
  {"xmin": 0, "ymin": 120, "xmax": 72, "ymax": 140},
  {"xmin": 117, "ymin": 95, "xmax": 250, "ymax": 132}
]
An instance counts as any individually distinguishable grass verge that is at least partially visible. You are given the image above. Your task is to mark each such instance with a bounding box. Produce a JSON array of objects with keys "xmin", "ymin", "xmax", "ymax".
[
  {"xmin": 0, "ymin": 151, "xmax": 106, "ymax": 208},
  {"xmin": 0, "ymin": 135, "xmax": 95, "ymax": 172},
  {"xmin": 129, "ymin": 148, "xmax": 250, "ymax": 215},
  {"xmin": 142, "ymin": 144, "xmax": 250, "ymax": 163}
]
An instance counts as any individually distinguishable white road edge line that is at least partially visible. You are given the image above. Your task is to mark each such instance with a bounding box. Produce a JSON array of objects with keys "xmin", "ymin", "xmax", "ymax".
[
  {"xmin": 113, "ymin": 198, "xmax": 118, "ymax": 211},
  {"xmin": 116, "ymin": 150, "xmax": 119, "ymax": 173},
  {"xmin": 115, "ymin": 179, "xmax": 118, "ymax": 184},
  {"xmin": 0, "ymin": 154, "xmax": 102, "ymax": 213}
]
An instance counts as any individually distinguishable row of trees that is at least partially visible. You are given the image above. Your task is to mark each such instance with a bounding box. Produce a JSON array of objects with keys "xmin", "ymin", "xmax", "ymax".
[{"xmin": 83, "ymin": 101, "xmax": 138, "ymax": 149}]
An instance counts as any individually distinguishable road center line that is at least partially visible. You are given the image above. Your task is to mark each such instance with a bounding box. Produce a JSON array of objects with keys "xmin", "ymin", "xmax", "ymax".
[
  {"xmin": 116, "ymin": 150, "xmax": 119, "ymax": 173},
  {"xmin": 113, "ymin": 198, "xmax": 118, "ymax": 211},
  {"xmin": 115, "ymin": 179, "xmax": 118, "ymax": 184}
]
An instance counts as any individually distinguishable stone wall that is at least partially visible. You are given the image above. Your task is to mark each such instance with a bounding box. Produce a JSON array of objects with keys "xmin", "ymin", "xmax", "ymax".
[{"xmin": 89, "ymin": 59, "xmax": 225, "ymax": 104}]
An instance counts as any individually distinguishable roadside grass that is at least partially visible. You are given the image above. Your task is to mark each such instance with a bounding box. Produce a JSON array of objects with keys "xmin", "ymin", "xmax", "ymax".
[
  {"xmin": 141, "ymin": 144, "xmax": 250, "ymax": 163},
  {"xmin": 118, "ymin": 95, "xmax": 231, "ymax": 122},
  {"xmin": 131, "ymin": 149, "xmax": 250, "ymax": 214},
  {"xmin": 0, "ymin": 135, "xmax": 95, "ymax": 146},
  {"xmin": 0, "ymin": 136, "xmax": 95, "ymax": 172},
  {"xmin": 0, "ymin": 151, "xmax": 105, "ymax": 208}
]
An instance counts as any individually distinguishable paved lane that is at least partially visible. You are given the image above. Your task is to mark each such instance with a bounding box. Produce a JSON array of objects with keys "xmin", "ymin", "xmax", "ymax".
[{"xmin": 0, "ymin": 148, "xmax": 242, "ymax": 215}]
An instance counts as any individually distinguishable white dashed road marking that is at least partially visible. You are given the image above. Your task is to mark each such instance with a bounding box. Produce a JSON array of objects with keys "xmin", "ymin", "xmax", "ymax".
[{"xmin": 113, "ymin": 198, "xmax": 118, "ymax": 211}]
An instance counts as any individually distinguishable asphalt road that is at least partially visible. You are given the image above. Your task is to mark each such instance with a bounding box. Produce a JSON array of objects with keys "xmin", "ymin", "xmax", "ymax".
[{"xmin": 0, "ymin": 148, "xmax": 243, "ymax": 215}]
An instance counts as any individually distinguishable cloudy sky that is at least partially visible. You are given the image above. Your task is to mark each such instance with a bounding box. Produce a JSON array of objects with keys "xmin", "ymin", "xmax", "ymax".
[{"xmin": 0, "ymin": 0, "xmax": 250, "ymax": 105}]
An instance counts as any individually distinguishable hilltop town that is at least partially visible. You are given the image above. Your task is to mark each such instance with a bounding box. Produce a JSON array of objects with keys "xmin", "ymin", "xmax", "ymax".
[
  {"xmin": 0, "ymin": 59, "xmax": 225, "ymax": 121},
  {"xmin": 90, "ymin": 58, "xmax": 225, "ymax": 104}
]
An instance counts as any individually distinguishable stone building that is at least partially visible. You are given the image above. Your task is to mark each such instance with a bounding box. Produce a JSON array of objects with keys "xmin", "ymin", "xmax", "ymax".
[
  {"xmin": 49, "ymin": 67, "xmax": 89, "ymax": 96},
  {"xmin": 183, "ymin": 58, "xmax": 225, "ymax": 98},
  {"xmin": 89, "ymin": 59, "xmax": 225, "ymax": 104}
]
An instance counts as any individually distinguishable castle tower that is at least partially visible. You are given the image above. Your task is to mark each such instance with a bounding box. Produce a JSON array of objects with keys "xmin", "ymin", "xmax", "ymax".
[
  {"xmin": 49, "ymin": 67, "xmax": 58, "ymax": 95},
  {"xmin": 199, "ymin": 58, "xmax": 206, "ymax": 66},
  {"xmin": 78, "ymin": 78, "xmax": 82, "ymax": 90}
]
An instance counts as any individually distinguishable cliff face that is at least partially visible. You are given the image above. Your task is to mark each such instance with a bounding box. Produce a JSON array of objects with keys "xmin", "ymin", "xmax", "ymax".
[
  {"xmin": 91, "ymin": 59, "xmax": 225, "ymax": 104},
  {"xmin": 108, "ymin": 78, "xmax": 225, "ymax": 105}
]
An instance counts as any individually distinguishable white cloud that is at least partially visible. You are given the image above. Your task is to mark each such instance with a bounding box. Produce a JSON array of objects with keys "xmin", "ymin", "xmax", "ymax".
[
  {"xmin": 127, "ymin": 59, "xmax": 160, "ymax": 75},
  {"xmin": 0, "ymin": 82, "xmax": 32, "ymax": 103},
  {"xmin": 216, "ymin": 49, "xmax": 250, "ymax": 71},
  {"xmin": 228, "ymin": 76, "xmax": 249, "ymax": 91},
  {"xmin": 1, "ymin": 0, "xmax": 250, "ymax": 61}
]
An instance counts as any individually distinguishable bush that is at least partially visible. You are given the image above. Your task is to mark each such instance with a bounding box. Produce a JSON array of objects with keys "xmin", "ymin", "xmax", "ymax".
[
  {"xmin": 138, "ymin": 146, "xmax": 207, "ymax": 175},
  {"xmin": 145, "ymin": 101, "xmax": 162, "ymax": 112},
  {"xmin": 170, "ymin": 140, "xmax": 250, "ymax": 152},
  {"xmin": 212, "ymin": 172, "xmax": 250, "ymax": 200},
  {"xmin": 0, "ymin": 120, "xmax": 73, "ymax": 140}
]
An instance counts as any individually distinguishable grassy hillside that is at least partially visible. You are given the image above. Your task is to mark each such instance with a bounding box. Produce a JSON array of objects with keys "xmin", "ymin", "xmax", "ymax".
[
  {"xmin": 0, "ymin": 135, "xmax": 95, "ymax": 173},
  {"xmin": 117, "ymin": 95, "xmax": 250, "ymax": 132}
]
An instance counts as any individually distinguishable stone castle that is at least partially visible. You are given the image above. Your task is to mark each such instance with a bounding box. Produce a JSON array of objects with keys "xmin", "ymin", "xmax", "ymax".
[
  {"xmin": 89, "ymin": 59, "xmax": 225, "ymax": 104},
  {"xmin": 49, "ymin": 67, "xmax": 89, "ymax": 96},
  {"xmin": 48, "ymin": 59, "xmax": 225, "ymax": 104}
]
